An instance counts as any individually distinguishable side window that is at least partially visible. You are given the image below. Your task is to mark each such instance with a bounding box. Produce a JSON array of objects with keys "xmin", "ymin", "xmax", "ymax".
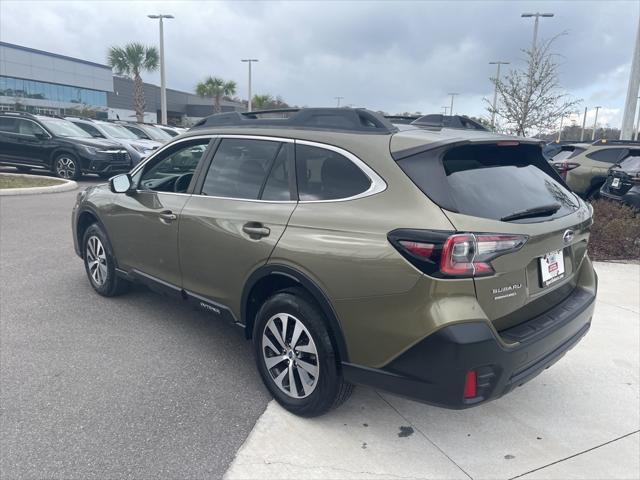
[
  {"xmin": 201, "ymin": 139, "xmax": 281, "ymax": 199},
  {"xmin": 262, "ymin": 145, "xmax": 293, "ymax": 201},
  {"xmin": 586, "ymin": 148, "xmax": 625, "ymax": 164},
  {"xmin": 295, "ymin": 144, "xmax": 371, "ymax": 201},
  {"xmin": 16, "ymin": 120, "xmax": 46, "ymax": 137},
  {"xmin": 74, "ymin": 123, "xmax": 102, "ymax": 138},
  {"xmin": 139, "ymin": 139, "xmax": 210, "ymax": 193},
  {"xmin": 0, "ymin": 118, "xmax": 17, "ymax": 133}
]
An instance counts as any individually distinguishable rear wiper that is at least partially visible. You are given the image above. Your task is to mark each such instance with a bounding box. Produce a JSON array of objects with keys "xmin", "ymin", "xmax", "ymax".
[{"xmin": 501, "ymin": 203, "xmax": 561, "ymax": 222}]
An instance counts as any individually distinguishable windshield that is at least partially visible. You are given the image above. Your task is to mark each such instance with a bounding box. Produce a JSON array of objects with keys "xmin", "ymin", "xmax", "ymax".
[
  {"xmin": 41, "ymin": 118, "xmax": 92, "ymax": 138},
  {"xmin": 140, "ymin": 124, "xmax": 172, "ymax": 141},
  {"xmin": 100, "ymin": 123, "xmax": 138, "ymax": 139}
]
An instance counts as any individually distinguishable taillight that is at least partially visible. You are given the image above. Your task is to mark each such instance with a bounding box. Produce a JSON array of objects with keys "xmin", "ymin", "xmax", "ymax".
[
  {"xmin": 552, "ymin": 161, "xmax": 580, "ymax": 179},
  {"xmin": 388, "ymin": 229, "xmax": 527, "ymax": 278}
]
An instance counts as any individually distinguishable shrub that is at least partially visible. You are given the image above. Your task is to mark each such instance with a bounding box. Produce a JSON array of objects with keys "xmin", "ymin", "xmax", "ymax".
[{"xmin": 588, "ymin": 199, "xmax": 640, "ymax": 261}]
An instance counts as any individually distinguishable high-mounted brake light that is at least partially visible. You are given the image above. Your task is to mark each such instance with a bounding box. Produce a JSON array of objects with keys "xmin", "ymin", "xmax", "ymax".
[
  {"xmin": 388, "ymin": 230, "xmax": 527, "ymax": 278},
  {"xmin": 496, "ymin": 141, "xmax": 520, "ymax": 146}
]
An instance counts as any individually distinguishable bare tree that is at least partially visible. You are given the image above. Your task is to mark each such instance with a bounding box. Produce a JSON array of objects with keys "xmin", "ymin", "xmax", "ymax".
[{"xmin": 486, "ymin": 36, "xmax": 580, "ymax": 137}]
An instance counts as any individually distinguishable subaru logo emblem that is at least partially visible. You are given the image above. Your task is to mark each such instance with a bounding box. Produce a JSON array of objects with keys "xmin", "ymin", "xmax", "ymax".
[{"xmin": 563, "ymin": 230, "xmax": 575, "ymax": 244}]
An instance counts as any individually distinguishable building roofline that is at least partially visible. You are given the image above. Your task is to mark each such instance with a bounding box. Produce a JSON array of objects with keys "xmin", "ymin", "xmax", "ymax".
[{"xmin": 0, "ymin": 41, "xmax": 112, "ymax": 70}]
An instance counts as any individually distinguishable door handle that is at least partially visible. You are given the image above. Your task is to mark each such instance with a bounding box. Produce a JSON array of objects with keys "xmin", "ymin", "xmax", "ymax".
[
  {"xmin": 243, "ymin": 223, "xmax": 271, "ymax": 238},
  {"xmin": 159, "ymin": 210, "xmax": 177, "ymax": 223}
]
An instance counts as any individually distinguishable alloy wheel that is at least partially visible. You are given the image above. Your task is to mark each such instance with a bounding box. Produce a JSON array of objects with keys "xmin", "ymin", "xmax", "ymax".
[
  {"xmin": 262, "ymin": 313, "xmax": 319, "ymax": 399},
  {"xmin": 56, "ymin": 156, "xmax": 76, "ymax": 179},
  {"xmin": 86, "ymin": 235, "xmax": 108, "ymax": 286}
]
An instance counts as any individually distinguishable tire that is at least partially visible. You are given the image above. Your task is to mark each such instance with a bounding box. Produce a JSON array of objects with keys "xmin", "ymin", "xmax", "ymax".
[
  {"xmin": 82, "ymin": 223, "xmax": 130, "ymax": 297},
  {"xmin": 253, "ymin": 288, "xmax": 353, "ymax": 417},
  {"xmin": 586, "ymin": 186, "xmax": 602, "ymax": 201},
  {"xmin": 53, "ymin": 153, "xmax": 81, "ymax": 180}
]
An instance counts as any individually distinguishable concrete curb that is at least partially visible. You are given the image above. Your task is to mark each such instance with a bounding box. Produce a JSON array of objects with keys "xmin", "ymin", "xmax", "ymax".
[{"xmin": 0, "ymin": 173, "xmax": 78, "ymax": 196}]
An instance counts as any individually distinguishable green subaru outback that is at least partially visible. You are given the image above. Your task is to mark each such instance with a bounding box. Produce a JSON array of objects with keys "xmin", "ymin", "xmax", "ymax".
[
  {"xmin": 72, "ymin": 109, "xmax": 597, "ymax": 417},
  {"xmin": 549, "ymin": 139, "xmax": 640, "ymax": 198}
]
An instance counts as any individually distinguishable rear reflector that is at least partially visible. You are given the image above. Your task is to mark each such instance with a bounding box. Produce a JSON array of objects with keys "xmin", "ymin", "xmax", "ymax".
[{"xmin": 464, "ymin": 370, "xmax": 477, "ymax": 399}]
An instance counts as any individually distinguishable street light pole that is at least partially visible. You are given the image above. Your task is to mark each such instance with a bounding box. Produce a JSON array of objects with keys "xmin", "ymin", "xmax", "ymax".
[
  {"xmin": 448, "ymin": 93, "xmax": 459, "ymax": 116},
  {"xmin": 591, "ymin": 106, "xmax": 601, "ymax": 141},
  {"xmin": 621, "ymin": 16, "xmax": 640, "ymax": 139},
  {"xmin": 489, "ymin": 61, "xmax": 509, "ymax": 130},
  {"xmin": 334, "ymin": 96, "xmax": 344, "ymax": 107},
  {"xmin": 635, "ymin": 96, "xmax": 640, "ymax": 140},
  {"xmin": 521, "ymin": 12, "xmax": 554, "ymax": 54},
  {"xmin": 442, "ymin": 106, "xmax": 449, "ymax": 115},
  {"xmin": 241, "ymin": 59, "xmax": 259, "ymax": 112},
  {"xmin": 580, "ymin": 106, "xmax": 588, "ymax": 141},
  {"xmin": 148, "ymin": 14, "xmax": 174, "ymax": 125}
]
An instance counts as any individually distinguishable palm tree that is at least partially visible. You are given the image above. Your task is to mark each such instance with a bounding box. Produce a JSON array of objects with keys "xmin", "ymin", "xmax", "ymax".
[
  {"xmin": 195, "ymin": 76, "xmax": 237, "ymax": 113},
  {"xmin": 107, "ymin": 43, "xmax": 159, "ymax": 122},
  {"xmin": 252, "ymin": 94, "xmax": 274, "ymax": 110}
]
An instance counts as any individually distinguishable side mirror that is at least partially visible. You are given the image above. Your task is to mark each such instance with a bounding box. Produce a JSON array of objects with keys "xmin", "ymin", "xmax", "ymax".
[
  {"xmin": 109, "ymin": 173, "xmax": 133, "ymax": 193},
  {"xmin": 34, "ymin": 132, "xmax": 49, "ymax": 140}
]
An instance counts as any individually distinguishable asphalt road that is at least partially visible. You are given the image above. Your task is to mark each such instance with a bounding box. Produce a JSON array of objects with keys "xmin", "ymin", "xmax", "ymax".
[{"xmin": 0, "ymin": 178, "xmax": 271, "ymax": 479}]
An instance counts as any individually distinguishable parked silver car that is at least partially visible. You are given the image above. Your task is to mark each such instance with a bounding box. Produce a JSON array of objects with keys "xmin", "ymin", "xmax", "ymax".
[{"xmin": 67, "ymin": 117, "xmax": 162, "ymax": 166}]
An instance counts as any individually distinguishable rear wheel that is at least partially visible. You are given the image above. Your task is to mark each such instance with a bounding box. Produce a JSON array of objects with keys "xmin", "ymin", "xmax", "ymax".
[
  {"xmin": 82, "ymin": 223, "xmax": 130, "ymax": 297},
  {"xmin": 53, "ymin": 153, "xmax": 81, "ymax": 180},
  {"xmin": 253, "ymin": 289, "xmax": 353, "ymax": 417}
]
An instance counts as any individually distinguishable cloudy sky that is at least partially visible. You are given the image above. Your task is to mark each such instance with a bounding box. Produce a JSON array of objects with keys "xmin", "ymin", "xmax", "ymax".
[{"xmin": 1, "ymin": 0, "xmax": 638, "ymax": 128}]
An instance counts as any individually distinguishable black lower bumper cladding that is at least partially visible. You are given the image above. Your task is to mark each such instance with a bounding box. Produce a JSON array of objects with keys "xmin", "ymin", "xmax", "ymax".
[{"xmin": 343, "ymin": 286, "xmax": 596, "ymax": 409}]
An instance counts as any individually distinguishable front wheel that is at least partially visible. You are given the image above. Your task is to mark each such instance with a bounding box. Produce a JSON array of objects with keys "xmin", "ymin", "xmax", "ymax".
[
  {"xmin": 253, "ymin": 289, "xmax": 353, "ymax": 417},
  {"xmin": 82, "ymin": 223, "xmax": 130, "ymax": 297},
  {"xmin": 53, "ymin": 154, "xmax": 81, "ymax": 180}
]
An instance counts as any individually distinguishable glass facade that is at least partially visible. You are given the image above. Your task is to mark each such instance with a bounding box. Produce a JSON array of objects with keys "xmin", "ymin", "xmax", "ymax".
[{"xmin": 0, "ymin": 75, "xmax": 107, "ymax": 107}]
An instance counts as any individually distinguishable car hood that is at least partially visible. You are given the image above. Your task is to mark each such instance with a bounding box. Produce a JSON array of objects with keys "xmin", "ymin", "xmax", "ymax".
[{"xmin": 66, "ymin": 137, "xmax": 124, "ymax": 149}]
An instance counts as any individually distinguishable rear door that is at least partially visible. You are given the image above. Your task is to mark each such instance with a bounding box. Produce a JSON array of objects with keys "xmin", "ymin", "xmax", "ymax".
[
  {"xmin": 178, "ymin": 136, "xmax": 297, "ymax": 316},
  {"xmin": 397, "ymin": 142, "xmax": 591, "ymax": 331}
]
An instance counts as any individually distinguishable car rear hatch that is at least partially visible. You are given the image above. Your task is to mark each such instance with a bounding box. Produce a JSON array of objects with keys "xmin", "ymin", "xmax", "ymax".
[
  {"xmin": 392, "ymin": 139, "xmax": 593, "ymax": 333},
  {"xmin": 602, "ymin": 150, "xmax": 640, "ymax": 197}
]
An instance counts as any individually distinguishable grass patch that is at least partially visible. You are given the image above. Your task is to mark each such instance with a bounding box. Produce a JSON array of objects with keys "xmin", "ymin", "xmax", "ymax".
[
  {"xmin": 589, "ymin": 199, "xmax": 640, "ymax": 261},
  {"xmin": 0, "ymin": 174, "xmax": 65, "ymax": 189}
]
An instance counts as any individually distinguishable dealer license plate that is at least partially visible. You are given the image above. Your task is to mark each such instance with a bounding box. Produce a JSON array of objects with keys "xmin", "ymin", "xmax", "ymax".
[{"xmin": 540, "ymin": 250, "xmax": 565, "ymax": 287}]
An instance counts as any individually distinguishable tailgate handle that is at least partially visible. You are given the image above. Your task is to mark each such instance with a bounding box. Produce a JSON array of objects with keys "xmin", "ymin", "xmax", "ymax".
[{"xmin": 243, "ymin": 223, "xmax": 270, "ymax": 238}]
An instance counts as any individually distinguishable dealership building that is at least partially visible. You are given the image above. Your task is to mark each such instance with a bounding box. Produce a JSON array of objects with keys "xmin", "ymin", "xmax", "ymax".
[{"xmin": 0, "ymin": 41, "xmax": 244, "ymax": 125}]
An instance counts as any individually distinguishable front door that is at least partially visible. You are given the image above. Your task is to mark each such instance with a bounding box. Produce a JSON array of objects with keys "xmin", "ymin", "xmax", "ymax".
[
  {"xmin": 103, "ymin": 137, "xmax": 214, "ymax": 288},
  {"xmin": 179, "ymin": 137, "xmax": 297, "ymax": 316}
]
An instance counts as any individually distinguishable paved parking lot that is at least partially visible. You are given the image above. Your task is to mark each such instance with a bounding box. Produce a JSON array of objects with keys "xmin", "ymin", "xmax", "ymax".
[
  {"xmin": 226, "ymin": 261, "xmax": 640, "ymax": 480},
  {"xmin": 0, "ymin": 180, "xmax": 271, "ymax": 479},
  {"xmin": 1, "ymin": 177, "xmax": 639, "ymax": 479}
]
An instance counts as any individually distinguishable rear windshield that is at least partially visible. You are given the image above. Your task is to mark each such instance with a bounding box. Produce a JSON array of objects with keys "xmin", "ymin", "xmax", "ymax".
[
  {"xmin": 397, "ymin": 143, "xmax": 579, "ymax": 222},
  {"xmin": 620, "ymin": 152, "xmax": 640, "ymax": 171},
  {"xmin": 552, "ymin": 146, "xmax": 585, "ymax": 162}
]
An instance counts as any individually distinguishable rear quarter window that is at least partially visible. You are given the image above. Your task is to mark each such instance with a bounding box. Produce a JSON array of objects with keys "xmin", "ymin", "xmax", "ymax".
[
  {"xmin": 397, "ymin": 143, "xmax": 579, "ymax": 222},
  {"xmin": 586, "ymin": 148, "xmax": 626, "ymax": 164},
  {"xmin": 295, "ymin": 144, "xmax": 371, "ymax": 201}
]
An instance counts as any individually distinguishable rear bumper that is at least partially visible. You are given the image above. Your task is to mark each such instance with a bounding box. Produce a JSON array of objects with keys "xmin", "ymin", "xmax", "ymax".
[
  {"xmin": 600, "ymin": 186, "xmax": 640, "ymax": 209},
  {"xmin": 343, "ymin": 284, "xmax": 596, "ymax": 409}
]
